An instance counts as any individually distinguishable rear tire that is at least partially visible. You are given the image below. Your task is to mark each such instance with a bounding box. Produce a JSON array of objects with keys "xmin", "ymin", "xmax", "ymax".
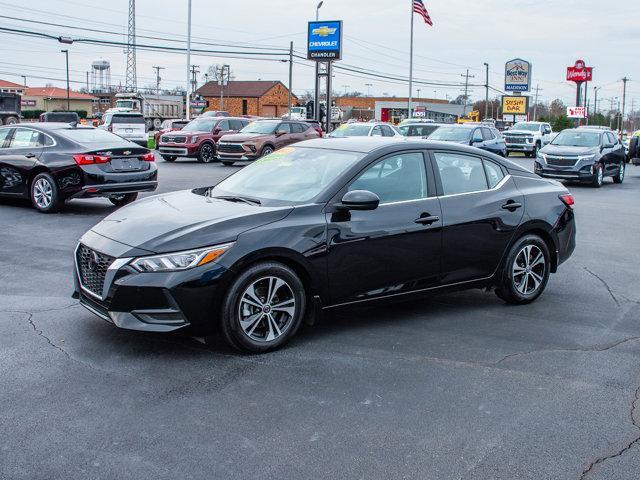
[
  {"xmin": 612, "ymin": 162, "xmax": 625, "ymax": 184},
  {"xmin": 197, "ymin": 143, "xmax": 216, "ymax": 163},
  {"xmin": 108, "ymin": 192, "xmax": 138, "ymax": 207},
  {"xmin": 591, "ymin": 163, "xmax": 604, "ymax": 188},
  {"xmin": 30, "ymin": 172, "xmax": 64, "ymax": 213},
  {"xmin": 4, "ymin": 116, "xmax": 18, "ymax": 125},
  {"xmin": 220, "ymin": 261, "xmax": 306, "ymax": 353},
  {"xmin": 162, "ymin": 155, "xmax": 177, "ymax": 162},
  {"xmin": 495, "ymin": 234, "xmax": 550, "ymax": 305}
]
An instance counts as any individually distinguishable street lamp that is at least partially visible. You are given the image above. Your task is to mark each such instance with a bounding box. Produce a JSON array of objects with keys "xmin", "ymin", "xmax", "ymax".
[
  {"xmin": 365, "ymin": 83, "xmax": 373, "ymax": 96},
  {"xmin": 316, "ymin": 1, "xmax": 323, "ymax": 20},
  {"xmin": 341, "ymin": 84, "xmax": 350, "ymax": 96},
  {"xmin": 60, "ymin": 49, "xmax": 70, "ymax": 111},
  {"xmin": 417, "ymin": 88, "xmax": 421, "ymax": 99}
]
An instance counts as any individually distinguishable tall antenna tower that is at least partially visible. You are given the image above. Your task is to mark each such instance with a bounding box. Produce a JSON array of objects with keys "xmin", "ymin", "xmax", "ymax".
[{"xmin": 125, "ymin": 0, "xmax": 137, "ymax": 92}]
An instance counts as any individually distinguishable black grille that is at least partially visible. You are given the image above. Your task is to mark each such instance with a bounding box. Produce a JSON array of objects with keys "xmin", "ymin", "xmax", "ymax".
[
  {"xmin": 76, "ymin": 244, "xmax": 115, "ymax": 297},
  {"xmin": 547, "ymin": 156, "xmax": 578, "ymax": 167},
  {"xmin": 162, "ymin": 136, "xmax": 187, "ymax": 143},
  {"xmin": 218, "ymin": 143, "xmax": 245, "ymax": 153}
]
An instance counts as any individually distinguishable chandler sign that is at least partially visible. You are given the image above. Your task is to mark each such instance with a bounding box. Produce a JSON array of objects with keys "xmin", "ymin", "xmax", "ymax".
[{"xmin": 566, "ymin": 60, "xmax": 592, "ymax": 83}]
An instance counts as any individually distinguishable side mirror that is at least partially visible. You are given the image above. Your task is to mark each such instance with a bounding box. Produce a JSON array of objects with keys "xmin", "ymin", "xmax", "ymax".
[
  {"xmin": 213, "ymin": 127, "xmax": 221, "ymax": 134},
  {"xmin": 339, "ymin": 190, "xmax": 380, "ymax": 211},
  {"xmin": 275, "ymin": 130, "xmax": 286, "ymax": 137}
]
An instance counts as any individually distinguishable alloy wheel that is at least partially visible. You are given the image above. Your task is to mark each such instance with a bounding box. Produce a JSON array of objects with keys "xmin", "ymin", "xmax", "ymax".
[
  {"xmin": 597, "ymin": 165, "xmax": 604, "ymax": 185},
  {"xmin": 262, "ymin": 147, "xmax": 273, "ymax": 157},
  {"xmin": 512, "ymin": 245, "xmax": 545, "ymax": 295},
  {"xmin": 619, "ymin": 163, "xmax": 625, "ymax": 180},
  {"xmin": 201, "ymin": 144, "xmax": 214, "ymax": 162},
  {"xmin": 33, "ymin": 178, "xmax": 53, "ymax": 209},
  {"xmin": 238, "ymin": 276, "xmax": 296, "ymax": 343}
]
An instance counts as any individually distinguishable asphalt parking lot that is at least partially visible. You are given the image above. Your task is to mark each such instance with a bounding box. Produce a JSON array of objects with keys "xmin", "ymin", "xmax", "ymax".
[{"xmin": 1, "ymin": 154, "xmax": 639, "ymax": 480}]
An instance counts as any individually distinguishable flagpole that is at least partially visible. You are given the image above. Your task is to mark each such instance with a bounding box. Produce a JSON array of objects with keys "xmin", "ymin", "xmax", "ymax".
[{"xmin": 408, "ymin": 0, "xmax": 414, "ymax": 119}]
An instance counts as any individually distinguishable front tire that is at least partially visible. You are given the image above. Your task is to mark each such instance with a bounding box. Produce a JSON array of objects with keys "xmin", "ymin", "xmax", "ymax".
[
  {"xmin": 220, "ymin": 261, "xmax": 306, "ymax": 353},
  {"xmin": 108, "ymin": 192, "xmax": 138, "ymax": 207},
  {"xmin": 591, "ymin": 163, "xmax": 604, "ymax": 188},
  {"xmin": 612, "ymin": 162, "xmax": 625, "ymax": 184},
  {"xmin": 30, "ymin": 173, "xmax": 63, "ymax": 213},
  {"xmin": 261, "ymin": 145, "xmax": 274, "ymax": 157},
  {"xmin": 197, "ymin": 143, "xmax": 216, "ymax": 163},
  {"xmin": 495, "ymin": 234, "xmax": 550, "ymax": 305}
]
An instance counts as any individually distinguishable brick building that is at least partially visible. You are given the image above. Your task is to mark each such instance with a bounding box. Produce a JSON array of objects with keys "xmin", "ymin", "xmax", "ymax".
[{"xmin": 195, "ymin": 81, "xmax": 297, "ymax": 118}]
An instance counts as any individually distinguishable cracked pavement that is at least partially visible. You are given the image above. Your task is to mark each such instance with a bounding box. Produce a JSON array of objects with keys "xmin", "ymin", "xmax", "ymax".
[{"xmin": 1, "ymin": 158, "xmax": 639, "ymax": 479}]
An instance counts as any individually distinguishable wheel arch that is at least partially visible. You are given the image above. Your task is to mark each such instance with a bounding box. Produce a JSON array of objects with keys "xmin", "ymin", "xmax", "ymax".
[
  {"xmin": 511, "ymin": 221, "xmax": 559, "ymax": 273},
  {"xmin": 198, "ymin": 140, "xmax": 216, "ymax": 153}
]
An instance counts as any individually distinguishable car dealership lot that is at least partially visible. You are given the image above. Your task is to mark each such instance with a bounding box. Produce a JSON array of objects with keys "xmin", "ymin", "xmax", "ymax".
[{"xmin": 1, "ymin": 156, "xmax": 639, "ymax": 479}]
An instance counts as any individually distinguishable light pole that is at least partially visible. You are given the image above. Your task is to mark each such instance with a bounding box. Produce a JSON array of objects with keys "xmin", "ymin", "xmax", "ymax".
[
  {"xmin": 483, "ymin": 62, "xmax": 489, "ymax": 120},
  {"xmin": 186, "ymin": 0, "xmax": 192, "ymax": 120},
  {"xmin": 416, "ymin": 88, "xmax": 421, "ymax": 99},
  {"xmin": 365, "ymin": 83, "xmax": 373, "ymax": 97},
  {"xmin": 61, "ymin": 49, "xmax": 70, "ymax": 111},
  {"xmin": 341, "ymin": 85, "xmax": 350, "ymax": 96},
  {"xmin": 316, "ymin": 1, "xmax": 323, "ymax": 21}
]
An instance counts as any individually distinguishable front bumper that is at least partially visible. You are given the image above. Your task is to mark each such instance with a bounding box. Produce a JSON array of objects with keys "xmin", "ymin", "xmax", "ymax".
[
  {"xmin": 158, "ymin": 144, "xmax": 198, "ymax": 157},
  {"xmin": 73, "ymin": 234, "xmax": 233, "ymax": 334},
  {"xmin": 217, "ymin": 143, "xmax": 260, "ymax": 161},
  {"xmin": 534, "ymin": 161, "xmax": 595, "ymax": 181},
  {"xmin": 506, "ymin": 143, "xmax": 535, "ymax": 152}
]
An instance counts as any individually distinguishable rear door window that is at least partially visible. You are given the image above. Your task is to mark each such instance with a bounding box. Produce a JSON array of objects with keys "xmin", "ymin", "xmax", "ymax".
[
  {"xmin": 434, "ymin": 152, "xmax": 488, "ymax": 195},
  {"xmin": 371, "ymin": 126, "xmax": 383, "ymax": 136},
  {"xmin": 278, "ymin": 123, "xmax": 291, "ymax": 134},
  {"xmin": 381, "ymin": 125, "xmax": 395, "ymax": 137},
  {"xmin": 228, "ymin": 119, "xmax": 243, "ymax": 130},
  {"xmin": 217, "ymin": 120, "xmax": 230, "ymax": 131},
  {"xmin": 291, "ymin": 123, "xmax": 305, "ymax": 133},
  {"xmin": 0, "ymin": 128, "xmax": 11, "ymax": 148},
  {"xmin": 9, "ymin": 128, "xmax": 41, "ymax": 148}
]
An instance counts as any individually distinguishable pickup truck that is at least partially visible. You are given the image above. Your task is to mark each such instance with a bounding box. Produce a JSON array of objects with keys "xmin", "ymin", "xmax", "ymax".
[{"xmin": 503, "ymin": 121, "xmax": 554, "ymax": 157}]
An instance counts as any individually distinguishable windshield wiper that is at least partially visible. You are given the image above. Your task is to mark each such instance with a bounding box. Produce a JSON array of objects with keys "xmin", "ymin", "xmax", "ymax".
[{"xmin": 212, "ymin": 195, "xmax": 261, "ymax": 206}]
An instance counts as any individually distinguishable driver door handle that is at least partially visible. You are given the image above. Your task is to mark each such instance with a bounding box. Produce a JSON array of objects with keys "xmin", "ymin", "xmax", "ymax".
[
  {"xmin": 414, "ymin": 215, "xmax": 440, "ymax": 225},
  {"xmin": 502, "ymin": 201, "xmax": 522, "ymax": 211},
  {"xmin": 25, "ymin": 153, "xmax": 36, "ymax": 158}
]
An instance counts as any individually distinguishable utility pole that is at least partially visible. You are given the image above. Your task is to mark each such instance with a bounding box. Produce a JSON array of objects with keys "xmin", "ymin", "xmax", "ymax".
[
  {"xmin": 125, "ymin": 0, "xmax": 137, "ymax": 92},
  {"xmin": 61, "ymin": 49, "xmax": 70, "ymax": 110},
  {"xmin": 621, "ymin": 77, "xmax": 629, "ymax": 134},
  {"xmin": 594, "ymin": 86, "xmax": 600, "ymax": 118},
  {"xmin": 186, "ymin": 0, "xmax": 192, "ymax": 120},
  {"xmin": 85, "ymin": 71, "xmax": 89, "ymax": 91},
  {"xmin": 153, "ymin": 66, "xmax": 165, "ymax": 97},
  {"xmin": 461, "ymin": 69, "xmax": 475, "ymax": 116},
  {"xmin": 416, "ymin": 88, "xmax": 421, "ymax": 99},
  {"xmin": 532, "ymin": 84, "xmax": 542, "ymax": 121},
  {"xmin": 483, "ymin": 62, "xmax": 489, "ymax": 119},
  {"xmin": 365, "ymin": 83, "xmax": 373, "ymax": 97},
  {"xmin": 21, "ymin": 75, "xmax": 27, "ymax": 86},
  {"xmin": 190, "ymin": 65, "xmax": 200, "ymax": 98},
  {"xmin": 218, "ymin": 64, "xmax": 229, "ymax": 110},
  {"xmin": 287, "ymin": 41, "xmax": 293, "ymax": 120}
]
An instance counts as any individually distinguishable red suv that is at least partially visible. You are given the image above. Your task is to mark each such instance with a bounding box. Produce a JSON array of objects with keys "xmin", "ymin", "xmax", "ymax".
[{"xmin": 158, "ymin": 117, "xmax": 250, "ymax": 163}]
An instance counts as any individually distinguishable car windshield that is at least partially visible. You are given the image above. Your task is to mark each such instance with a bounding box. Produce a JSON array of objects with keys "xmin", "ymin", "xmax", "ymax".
[
  {"xmin": 428, "ymin": 127, "xmax": 471, "ymax": 142},
  {"xmin": 209, "ymin": 146, "xmax": 364, "ymax": 204},
  {"xmin": 512, "ymin": 122, "xmax": 540, "ymax": 132},
  {"xmin": 328, "ymin": 124, "xmax": 371, "ymax": 137},
  {"xmin": 57, "ymin": 128, "xmax": 130, "ymax": 144},
  {"xmin": 111, "ymin": 115, "xmax": 145, "ymax": 124},
  {"xmin": 551, "ymin": 131, "xmax": 601, "ymax": 147},
  {"xmin": 241, "ymin": 121, "xmax": 280, "ymax": 134},
  {"xmin": 183, "ymin": 119, "xmax": 215, "ymax": 132}
]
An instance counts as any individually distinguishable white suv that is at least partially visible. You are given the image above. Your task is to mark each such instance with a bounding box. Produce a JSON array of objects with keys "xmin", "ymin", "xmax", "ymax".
[{"xmin": 98, "ymin": 112, "xmax": 148, "ymax": 147}]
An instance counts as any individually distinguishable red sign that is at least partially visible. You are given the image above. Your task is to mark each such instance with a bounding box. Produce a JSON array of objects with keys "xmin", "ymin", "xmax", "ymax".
[{"xmin": 567, "ymin": 59, "xmax": 592, "ymax": 83}]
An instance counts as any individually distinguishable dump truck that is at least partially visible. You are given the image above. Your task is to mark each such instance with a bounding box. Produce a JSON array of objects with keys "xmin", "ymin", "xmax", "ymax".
[
  {"xmin": 108, "ymin": 92, "xmax": 183, "ymax": 131},
  {"xmin": 0, "ymin": 92, "xmax": 21, "ymax": 125}
]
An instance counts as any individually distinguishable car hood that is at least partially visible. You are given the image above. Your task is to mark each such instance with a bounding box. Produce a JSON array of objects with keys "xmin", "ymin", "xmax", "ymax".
[
  {"xmin": 176, "ymin": 130, "xmax": 208, "ymax": 136},
  {"xmin": 90, "ymin": 189, "xmax": 293, "ymax": 254},
  {"xmin": 506, "ymin": 129, "xmax": 536, "ymax": 135},
  {"xmin": 220, "ymin": 133, "xmax": 270, "ymax": 142},
  {"xmin": 540, "ymin": 144, "xmax": 599, "ymax": 156}
]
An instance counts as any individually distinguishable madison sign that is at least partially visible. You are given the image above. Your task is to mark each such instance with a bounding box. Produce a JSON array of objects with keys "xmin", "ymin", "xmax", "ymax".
[
  {"xmin": 566, "ymin": 60, "xmax": 593, "ymax": 83},
  {"xmin": 504, "ymin": 58, "xmax": 531, "ymax": 92},
  {"xmin": 307, "ymin": 20, "xmax": 343, "ymax": 61}
]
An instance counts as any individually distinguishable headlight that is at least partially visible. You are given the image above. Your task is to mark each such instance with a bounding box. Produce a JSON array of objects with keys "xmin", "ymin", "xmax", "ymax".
[
  {"xmin": 526, "ymin": 137, "xmax": 533, "ymax": 143},
  {"xmin": 190, "ymin": 136, "xmax": 199, "ymax": 143},
  {"xmin": 130, "ymin": 243, "xmax": 234, "ymax": 272},
  {"xmin": 578, "ymin": 154, "xmax": 595, "ymax": 162},
  {"xmin": 537, "ymin": 152, "xmax": 547, "ymax": 162}
]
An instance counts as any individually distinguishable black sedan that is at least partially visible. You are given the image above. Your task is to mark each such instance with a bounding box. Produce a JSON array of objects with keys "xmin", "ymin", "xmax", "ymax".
[
  {"xmin": 0, "ymin": 123, "xmax": 157, "ymax": 213},
  {"xmin": 73, "ymin": 138, "xmax": 576, "ymax": 353},
  {"xmin": 428, "ymin": 124, "xmax": 507, "ymax": 156}
]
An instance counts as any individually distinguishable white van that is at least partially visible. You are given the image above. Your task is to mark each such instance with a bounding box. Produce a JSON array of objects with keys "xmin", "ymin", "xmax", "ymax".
[{"xmin": 99, "ymin": 112, "xmax": 147, "ymax": 146}]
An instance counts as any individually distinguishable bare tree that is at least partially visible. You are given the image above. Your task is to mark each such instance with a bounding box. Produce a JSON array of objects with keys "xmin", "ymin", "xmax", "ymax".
[{"xmin": 203, "ymin": 64, "xmax": 235, "ymax": 84}]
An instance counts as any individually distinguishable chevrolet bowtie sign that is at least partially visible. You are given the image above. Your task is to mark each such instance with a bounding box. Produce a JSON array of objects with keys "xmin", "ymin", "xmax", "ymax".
[{"xmin": 308, "ymin": 20, "xmax": 343, "ymax": 61}]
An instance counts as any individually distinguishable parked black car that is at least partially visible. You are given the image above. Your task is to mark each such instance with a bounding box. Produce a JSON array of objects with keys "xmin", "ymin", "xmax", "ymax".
[
  {"xmin": 39, "ymin": 111, "xmax": 80, "ymax": 123},
  {"xmin": 535, "ymin": 128, "xmax": 626, "ymax": 187},
  {"xmin": 74, "ymin": 138, "xmax": 575, "ymax": 353},
  {"xmin": 0, "ymin": 123, "xmax": 157, "ymax": 212},
  {"xmin": 428, "ymin": 124, "xmax": 507, "ymax": 156}
]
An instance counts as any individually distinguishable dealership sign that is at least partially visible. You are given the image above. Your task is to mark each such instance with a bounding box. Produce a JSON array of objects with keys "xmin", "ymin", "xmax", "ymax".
[
  {"xmin": 504, "ymin": 58, "xmax": 531, "ymax": 92},
  {"xmin": 566, "ymin": 60, "xmax": 592, "ymax": 83},
  {"xmin": 502, "ymin": 95, "xmax": 529, "ymax": 115},
  {"xmin": 21, "ymin": 99, "xmax": 36, "ymax": 107},
  {"xmin": 307, "ymin": 20, "xmax": 343, "ymax": 61},
  {"xmin": 567, "ymin": 106, "xmax": 586, "ymax": 118}
]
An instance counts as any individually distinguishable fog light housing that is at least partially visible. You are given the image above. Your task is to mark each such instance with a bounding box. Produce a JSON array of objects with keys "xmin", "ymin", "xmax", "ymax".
[{"xmin": 247, "ymin": 145, "xmax": 257, "ymax": 153}]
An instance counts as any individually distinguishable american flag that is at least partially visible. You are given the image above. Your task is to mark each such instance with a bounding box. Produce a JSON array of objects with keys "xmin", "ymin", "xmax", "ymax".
[{"xmin": 413, "ymin": 0, "xmax": 433, "ymax": 26}]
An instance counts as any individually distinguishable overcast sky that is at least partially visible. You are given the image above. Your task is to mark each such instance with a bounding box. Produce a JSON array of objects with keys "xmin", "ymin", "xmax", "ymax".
[{"xmin": 1, "ymin": 0, "xmax": 638, "ymax": 109}]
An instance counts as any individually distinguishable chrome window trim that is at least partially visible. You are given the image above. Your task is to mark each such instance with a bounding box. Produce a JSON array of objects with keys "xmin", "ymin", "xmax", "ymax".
[
  {"xmin": 0, "ymin": 126, "xmax": 58, "ymax": 149},
  {"xmin": 437, "ymin": 174, "xmax": 511, "ymax": 199}
]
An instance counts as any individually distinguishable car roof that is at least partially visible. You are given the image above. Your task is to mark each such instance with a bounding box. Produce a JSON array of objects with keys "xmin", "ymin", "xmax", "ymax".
[{"xmin": 0, "ymin": 123, "xmax": 93, "ymax": 131}]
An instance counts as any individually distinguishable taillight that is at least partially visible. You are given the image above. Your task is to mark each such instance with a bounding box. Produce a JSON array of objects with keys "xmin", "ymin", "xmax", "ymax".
[
  {"xmin": 559, "ymin": 194, "xmax": 574, "ymax": 208},
  {"xmin": 140, "ymin": 152, "xmax": 155, "ymax": 162},
  {"xmin": 73, "ymin": 154, "xmax": 110, "ymax": 165}
]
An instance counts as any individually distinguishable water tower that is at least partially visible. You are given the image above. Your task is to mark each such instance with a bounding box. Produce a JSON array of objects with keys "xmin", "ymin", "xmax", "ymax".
[{"xmin": 91, "ymin": 58, "xmax": 111, "ymax": 92}]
